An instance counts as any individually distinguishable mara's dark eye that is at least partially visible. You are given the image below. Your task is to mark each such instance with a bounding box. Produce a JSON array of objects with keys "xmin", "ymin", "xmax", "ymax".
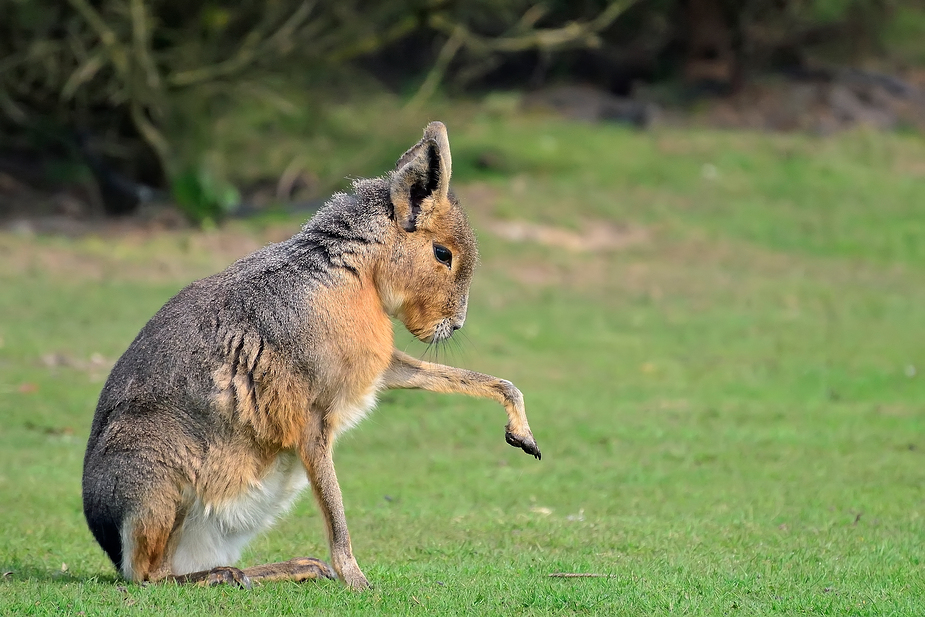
[{"xmin": 433, "ymin": 243, "xmax": 452, "ymax": 268}]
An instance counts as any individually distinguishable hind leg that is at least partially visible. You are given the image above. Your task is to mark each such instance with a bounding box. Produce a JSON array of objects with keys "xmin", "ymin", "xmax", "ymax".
[
  {"xmin": 127, "ymin": 505, "xmax": 334, "ymax": 589},
  {"xmin": 124, "ymin": 493, "xmax": 338, "ymax": 589},
  {"xmin": 121, "ymin": 505, "xmax": 181, "ymax": 583}
]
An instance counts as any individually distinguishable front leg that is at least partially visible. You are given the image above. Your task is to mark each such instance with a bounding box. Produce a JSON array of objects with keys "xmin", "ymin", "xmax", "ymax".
[
  {"xmin": 299, "ymin": 416, "xmax": 369, "ymax": 590},
  {"xmin": 382, "ymin": 349, "xmax": 541, "ymax": 459}
]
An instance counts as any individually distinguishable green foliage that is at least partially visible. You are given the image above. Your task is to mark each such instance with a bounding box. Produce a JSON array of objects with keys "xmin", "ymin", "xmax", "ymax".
[
  {"xmin": 1, "ymin": 117, "xmax": 924, "ymax": 614},
  {"xmin": 801, "ymin": 0, "xmax": 860, "ymax": 22},
  {"xmin": 882, "ymin": 6, "xmax": 925, "ymax": 65},
  {"xmin": 171, "ymin": 166, "xmax": 240, "ymax": 225},
  {"xmin": 3, "ymin": 0, "xmax": 925, "ymax": 215},
  {"xmin": 0, "ymin": 0, "xmax": 428, "ymax": 203}
]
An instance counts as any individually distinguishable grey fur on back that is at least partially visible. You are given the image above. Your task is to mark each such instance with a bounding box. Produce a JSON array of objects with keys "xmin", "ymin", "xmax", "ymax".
[
  {"xmin": 91, "ymin": 176, "xmax": 393, "ymax": 422},
  {"xmin": 82, "ymin": 176, "xmax": 396, "ymax": 566}
]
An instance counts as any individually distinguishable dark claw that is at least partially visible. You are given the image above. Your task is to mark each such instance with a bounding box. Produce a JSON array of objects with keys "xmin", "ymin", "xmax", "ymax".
[
  {"xmin": 207, "ymin": 567, "xmax": 252, "ymax": 590},
  {"xmin": 505, "ymin": 431, "xmax": 542, "ymax": 460}
]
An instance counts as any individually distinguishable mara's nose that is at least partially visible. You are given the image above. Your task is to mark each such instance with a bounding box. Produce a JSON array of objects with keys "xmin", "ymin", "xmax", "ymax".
[{"xmin": 453, "ymin": 297, "xmax": 468, "ymax": 332}]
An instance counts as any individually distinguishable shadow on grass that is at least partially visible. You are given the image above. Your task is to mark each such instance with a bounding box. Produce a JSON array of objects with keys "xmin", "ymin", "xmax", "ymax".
[{"xmin": 1, "ymin": 560, "xmax": 121, "ymax": 585}]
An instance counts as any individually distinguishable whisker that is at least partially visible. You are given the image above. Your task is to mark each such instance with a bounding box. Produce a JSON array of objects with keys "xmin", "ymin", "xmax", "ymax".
[
  {"xmin": 445, "ymin": 337, "xmax": 461, "ymax": 364},
  {"xmin": 420, "ymin": 339, "xmax": 434, "ymax": 362},
  {"xmin": 456, "ymin": 330, "xmax": 475, "ymax": 354},
  {"xmin": 447, "ymin": 331, "xmax": 471, "ymax": 364},
  {"xmin": 441, "ymin": 339, "xmax": 453, "ymax": 364}
]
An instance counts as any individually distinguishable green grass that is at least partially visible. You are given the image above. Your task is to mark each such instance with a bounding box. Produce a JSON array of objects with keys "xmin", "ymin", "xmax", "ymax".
[{"xmin": 2, "ymin": 116, "xmax": 925, "ymax": 615}]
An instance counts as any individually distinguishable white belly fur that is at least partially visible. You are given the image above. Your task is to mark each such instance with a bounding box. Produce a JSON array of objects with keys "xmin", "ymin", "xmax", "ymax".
[{"xmin": 170, "ymin": 450, "xmax": 310, "ymax": 575}]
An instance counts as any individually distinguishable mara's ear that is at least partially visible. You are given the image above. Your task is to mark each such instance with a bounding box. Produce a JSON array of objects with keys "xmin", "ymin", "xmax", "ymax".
[{"xmin": 390, "ymin": 121, "xmax": 452, "ymax": 232}]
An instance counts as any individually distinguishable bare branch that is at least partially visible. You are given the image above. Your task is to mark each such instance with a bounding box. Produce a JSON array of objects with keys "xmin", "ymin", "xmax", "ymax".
[
  {"xmin": 66, "ymin": 0, "xmax": 129, "ymax": 78},
  {"xmin": 129, "ymin": 100, "xmax": 171, "ymax": 174},
  {"xmin": 265, "ymin": 0, "xmax": 318, "ymax": 56},
  {"xmin": 406, "ymin": 25, "xmax": 466, "ymax": 110},
  {"xmin": 129, "ymin": 0, "xmax": 161, "ymax": 92},
  {"xmin": 167, "ymin": 30, "xmax": 263, "ymax": 87},
  {"xmin": 513, "ymin": 5, "xmax": 550, "ymax": 33},
  {"xmin": 429, "ymin": 0, "xmax": 639, "ymax": 54},
  {"xmin": 411, "ymin": 0, "xmax": 640, "ymax": 105},
  {"xmin": 62, "ymin": 52, "xmax": 105, "ymax": 100},
  {"xmin": 168, "ymin": 1, "xmax": 317, "ymax": 87},
  {"xmin": 0, "ymin": 88, "xmax": 28, "ymax": 123},
  {"xmin": 325, "ymin": 15, "xmax": 418, "ymax": 63}
]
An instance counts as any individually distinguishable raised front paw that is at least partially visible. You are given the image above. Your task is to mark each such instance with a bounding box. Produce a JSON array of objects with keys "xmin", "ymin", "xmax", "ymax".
[
  {"xmin": 505, "ymin": 430, "xmax": 542, "ymax": 460},
  {"xmin": 206, "ymin": 566, "xmax": 252, "ymax": 590}
]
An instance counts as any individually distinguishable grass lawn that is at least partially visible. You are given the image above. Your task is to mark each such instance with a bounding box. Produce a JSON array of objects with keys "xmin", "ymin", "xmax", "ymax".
[{"xmin": 1, "ymin": 115, "xmax": 924, "ymax": 615}]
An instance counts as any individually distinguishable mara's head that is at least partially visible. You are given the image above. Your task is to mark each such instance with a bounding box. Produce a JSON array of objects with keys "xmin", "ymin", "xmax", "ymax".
[{"xmin": 377, "ymin": 122, "xmax": 477, "ymax": 343}]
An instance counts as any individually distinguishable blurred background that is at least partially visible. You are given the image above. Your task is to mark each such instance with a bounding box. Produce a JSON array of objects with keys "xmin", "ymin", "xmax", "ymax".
[
  {"xmin": 2, "ymin": 3, "xmax": 925, "ymax": 613},
  {"xmin": 2, "ymin": 0, "xmax": 924, "ymax": 225}
]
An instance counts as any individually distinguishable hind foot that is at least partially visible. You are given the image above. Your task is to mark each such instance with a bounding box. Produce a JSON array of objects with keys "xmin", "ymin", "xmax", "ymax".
[{"xmin": 242, "ymin": 557, "xmax": 337, "ymax": 584}]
